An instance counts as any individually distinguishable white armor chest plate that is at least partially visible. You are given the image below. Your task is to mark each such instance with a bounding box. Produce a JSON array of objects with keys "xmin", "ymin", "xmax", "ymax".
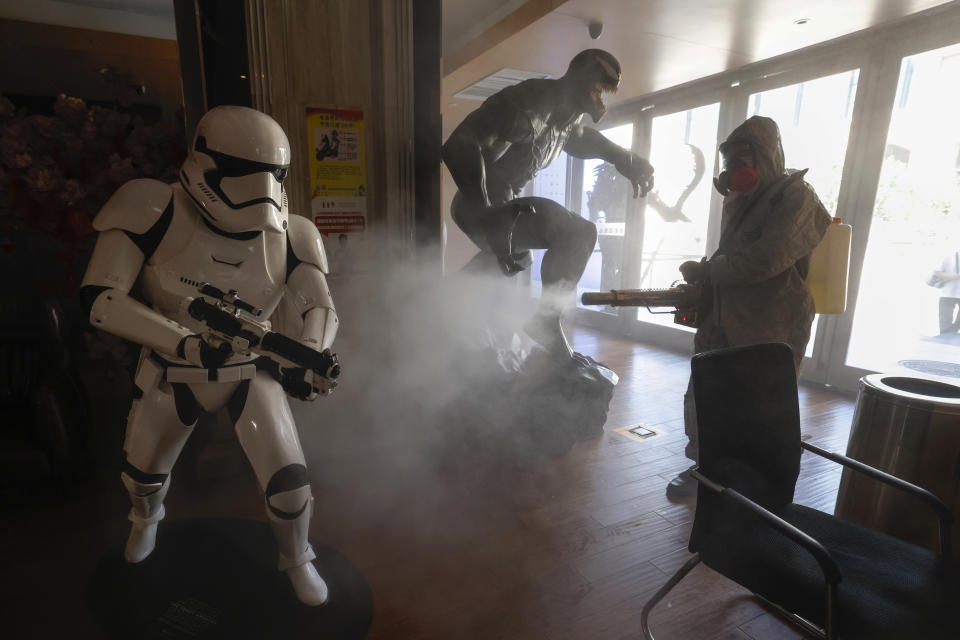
[{"xmin": 140, "ymin": 186, "xmax": 287, "ymax": 333}]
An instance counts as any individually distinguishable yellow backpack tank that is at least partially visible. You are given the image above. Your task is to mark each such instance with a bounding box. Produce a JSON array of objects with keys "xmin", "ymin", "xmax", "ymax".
[{"xmin": 805, "ymin": 218, "xmax": 851, "ymax": 314}]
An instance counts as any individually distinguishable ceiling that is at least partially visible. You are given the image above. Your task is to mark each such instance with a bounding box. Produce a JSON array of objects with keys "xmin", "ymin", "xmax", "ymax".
[
  {"xmin": 5, "ymin": 0, "xmax": 516, "ymax": 50},
  {"xmin": 0, "ymin": 0, "xmax": 175, "ymax": 39},
  {"xmin": 442, "ymin": 0, "xmax": 959, "ymax": 135},
  {"xmin": 444, "ymin": 0, "xmax": 527, "ymax": 54},
  {"xmin": 3, "ymin": 0, "xmax": 957, "ymax": 130}
]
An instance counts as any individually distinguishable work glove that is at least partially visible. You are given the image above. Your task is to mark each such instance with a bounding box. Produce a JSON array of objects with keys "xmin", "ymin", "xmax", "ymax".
[{"xmin": 679, "ymin": 259, "xmax": 710, "ymax": 284}]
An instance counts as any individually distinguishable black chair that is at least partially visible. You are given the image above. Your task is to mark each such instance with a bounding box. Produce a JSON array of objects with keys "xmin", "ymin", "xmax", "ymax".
[
  {"xmin": 0, "ymin": 295, "xmax": 89, "ymax": 495},
  {"xmin": 640, "ymin": 343, "xmax": 960, "ymax": 640}
]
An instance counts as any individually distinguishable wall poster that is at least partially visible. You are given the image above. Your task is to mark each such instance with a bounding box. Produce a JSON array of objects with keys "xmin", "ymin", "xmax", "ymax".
[{"xmin": 306, "ymin": 107, "xmax": 366, "ymax": 275}]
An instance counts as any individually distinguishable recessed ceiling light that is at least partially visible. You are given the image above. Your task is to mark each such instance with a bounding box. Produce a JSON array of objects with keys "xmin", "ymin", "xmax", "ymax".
[{"xmin": 793, "ymin": 17, "xmax": 810, "ymax": 25}]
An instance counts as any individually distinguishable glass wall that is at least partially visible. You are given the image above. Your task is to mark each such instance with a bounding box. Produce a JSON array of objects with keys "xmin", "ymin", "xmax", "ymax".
[
  {"xmin": 529, "ymin": 151, "xmax": 569, "ymax": 297},
  {"xmin": 846, "ymin": 43, "xmax": 960, "ymax": 376},
  {"xmin": 576, "ymin": 123, "xmax": 634, "ymax": 310},
  {"xmin": 560, "ymin": 12, "xmax": 960, "ymax": 390}
]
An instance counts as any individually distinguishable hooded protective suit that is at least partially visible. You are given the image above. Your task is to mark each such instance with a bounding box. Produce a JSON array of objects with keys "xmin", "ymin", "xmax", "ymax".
[{"xmin": 683, "ymin": 116, "xmax": 831, "ymax": 461}]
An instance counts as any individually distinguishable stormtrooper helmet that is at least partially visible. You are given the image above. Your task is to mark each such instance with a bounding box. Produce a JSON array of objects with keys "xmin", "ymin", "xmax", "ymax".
[{"xmin": 180, "ymin": 106, "xmax": 290, "ymax": 233}]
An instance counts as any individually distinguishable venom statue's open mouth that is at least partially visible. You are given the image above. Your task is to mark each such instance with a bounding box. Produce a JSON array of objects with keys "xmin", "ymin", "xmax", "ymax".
[{"xmin": 590, "ymin": 80, "xmax": 619, "ymax": 118}]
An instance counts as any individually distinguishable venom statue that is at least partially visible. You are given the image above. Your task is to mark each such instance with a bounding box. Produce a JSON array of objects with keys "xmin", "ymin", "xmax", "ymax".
[{"xmin": 442, "ymin": 49, "xmax": 655, "ymax": 356}]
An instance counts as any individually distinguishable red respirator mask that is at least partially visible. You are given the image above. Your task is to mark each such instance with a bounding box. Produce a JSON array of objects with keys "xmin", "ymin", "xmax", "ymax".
[{"xmin": 713, "ymin": 165, "xmax": 759, "ymax": 196}]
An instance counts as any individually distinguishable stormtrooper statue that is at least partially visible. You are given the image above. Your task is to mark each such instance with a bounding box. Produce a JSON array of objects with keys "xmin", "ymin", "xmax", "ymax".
[{"xmin": 80, "ymin": 106, "xmax": 338, "ymax": 606}]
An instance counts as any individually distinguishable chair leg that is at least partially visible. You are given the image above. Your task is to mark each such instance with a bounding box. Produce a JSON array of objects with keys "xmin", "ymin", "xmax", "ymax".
[
  {"xmin": 756, "ymin": 595, "xmax": 827, "ymax": 639},
  {"xmin": 825, "ymin": 583, "xmax": 835, "ymax": 640},
  {"xmin": 640, "ymin": 553, "xmax": 701, "ymax": 640}
]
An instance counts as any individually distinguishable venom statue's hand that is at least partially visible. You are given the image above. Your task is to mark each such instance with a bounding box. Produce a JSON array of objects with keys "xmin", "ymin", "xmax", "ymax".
[{"xmin": 615, "ymin": 152, "xmax": 655, "ymax": 198}]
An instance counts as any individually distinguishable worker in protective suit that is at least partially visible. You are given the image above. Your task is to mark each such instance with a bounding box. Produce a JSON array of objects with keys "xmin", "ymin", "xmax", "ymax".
[{"xmin": 666, "ymin": 115, "xmax": 832, "ymax": 499}]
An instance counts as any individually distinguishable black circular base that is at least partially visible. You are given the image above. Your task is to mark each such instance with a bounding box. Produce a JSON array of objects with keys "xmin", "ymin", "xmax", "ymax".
[{"xmin": 88, "ymin": 518, "xmax": 373, "ymax": 640}]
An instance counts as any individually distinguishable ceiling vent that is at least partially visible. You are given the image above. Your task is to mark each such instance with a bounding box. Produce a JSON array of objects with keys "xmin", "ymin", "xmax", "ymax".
[{"xmin": 453, "ymin": 68, "xmax": 550, "ymax": 101}]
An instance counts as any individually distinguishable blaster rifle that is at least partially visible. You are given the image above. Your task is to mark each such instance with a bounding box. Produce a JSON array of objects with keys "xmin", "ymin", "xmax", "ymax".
[
  {"xmin": 182, "ymin": 282, "xmax": 341, "ymax": 397},
  {"xmin": 580, "ymin": 283, "xmax": 705, "ymax": 328}
]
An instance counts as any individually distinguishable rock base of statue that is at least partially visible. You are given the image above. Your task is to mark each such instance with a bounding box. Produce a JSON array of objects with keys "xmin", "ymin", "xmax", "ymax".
[
  {"xmin": 439, "ymin": 331, "xmax": 619, "ymax": 467},
  {"xmin": 88, "ymin": 518, "xmax": 373, "ymax": 640}
]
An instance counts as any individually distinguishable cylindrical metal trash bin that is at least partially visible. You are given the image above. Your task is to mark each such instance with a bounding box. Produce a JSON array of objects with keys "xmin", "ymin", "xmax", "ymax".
[{"xmin": 834, "ymin": 374, "xmax": 960, "ymax": 561}]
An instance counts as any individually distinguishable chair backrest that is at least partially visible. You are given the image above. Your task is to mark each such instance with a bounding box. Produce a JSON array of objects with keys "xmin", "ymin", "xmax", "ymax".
[
  {"xmin": 689, "ymin": 343, "xmax": 802, "ymax": 551},
  {"xmin": 0, "ymin": 295, "xmax": 49, "ymax": 406}
]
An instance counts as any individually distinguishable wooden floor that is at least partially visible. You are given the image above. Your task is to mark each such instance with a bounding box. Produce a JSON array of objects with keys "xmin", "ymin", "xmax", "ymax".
[{"xmin": 1, "ymin": 325, "xmax": 856, "ymax": 639}]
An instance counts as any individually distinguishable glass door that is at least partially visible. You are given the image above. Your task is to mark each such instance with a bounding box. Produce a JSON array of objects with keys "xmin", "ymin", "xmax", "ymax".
[{"xmin": 635, "ymin": 103, "xmax": 720, "ymax": 330}]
